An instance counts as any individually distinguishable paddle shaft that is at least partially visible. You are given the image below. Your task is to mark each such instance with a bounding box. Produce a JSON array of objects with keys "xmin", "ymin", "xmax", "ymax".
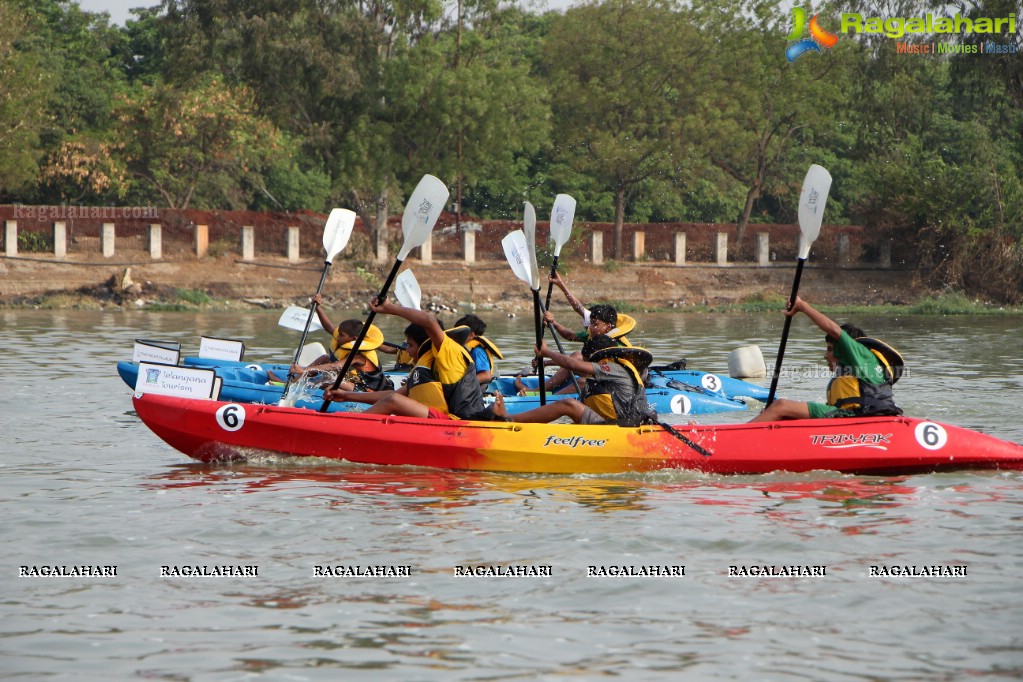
[
  {"xmin": 532, "ymin": 289, "xmax": 547, "ymax": 406},
  {"xmin": 318, "ymin": 259, "xmax": 404, "ymax": 411},
  {"xmin": 280, "ymin": 261, "xmax": 331, "ymax": 404},
  {"xmin": 543, "ymin": 256, "xmax": 560, "ymax": 313},
  {"xmin": 657, "ymin": 422, "xmax": 713, "ymax": 457},
  {"xmin": 540, "ymin": 255, "xmax": 564, "ymax": 341},
  {"xmin": 536, "ymin": 297, "xmax": 581, "ymax": 396},
  {"xmin": 765, "ymin": 258, "xmax": 806, "ymax": 406}
]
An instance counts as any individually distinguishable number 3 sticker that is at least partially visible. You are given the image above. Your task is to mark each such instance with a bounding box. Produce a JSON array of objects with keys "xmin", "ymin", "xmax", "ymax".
[
  {"xmin": 216, "ymin": 403, "xmax": 246, "ymax": 432},
  {"xmin": 701, "ymin": 374, "xmax": 722, "ymax": 393},
  {"xmin": 914, "ymin": 421, "xmax": 947, "ymax": 450}
]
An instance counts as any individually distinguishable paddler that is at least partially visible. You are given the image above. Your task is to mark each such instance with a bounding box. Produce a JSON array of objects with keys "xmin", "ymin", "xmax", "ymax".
[
  {"xmin": 750, "ymin": 295, "xmax": 903, "ymax": 422},
  {"xmin": 323, "ymin": 298, "xmax": 506, "ymax": 421},
  {"xmin": 517, "ymin": 301, "xmax": 636, "ymax": 395},
  {"xmin": 506, "ymin": 335, "xmax": 656, "ymax": 426},
  {"xmin": 454, "ymin": 313, "xmax": 504, "ymax": 385}
]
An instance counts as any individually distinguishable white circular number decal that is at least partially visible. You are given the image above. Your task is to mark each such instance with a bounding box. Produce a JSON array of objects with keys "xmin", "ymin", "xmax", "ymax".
[
  {"xmin": 245, "ymin": 364, "xmax": 262, "ymax": 371},
  {"xmin": 701, "ymin": 374, "xmax": 722, "ymax": 393},
  {"xmin": 914, "ymin": 421, "xmax": 947, "ymax": 451},
  {"xmin": 216, "ymin": 403, "xmax": 246, "ymax": 432},
  {"xmin": 670, "ymin": 394, "xmax": 693, "ymax": 415}
]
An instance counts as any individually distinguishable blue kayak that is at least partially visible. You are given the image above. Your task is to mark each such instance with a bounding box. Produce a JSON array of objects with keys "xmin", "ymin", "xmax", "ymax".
[
  {"xmin": 121, "ymin": 361, "xmax": 747, "ymax": 416},
  {"xmin": 487, "ymin": 375, "xmax": 747, "ymax": 416},
  {"xmin": 182, "ymin": 355, "xmax": 766, "ymax": 404}
]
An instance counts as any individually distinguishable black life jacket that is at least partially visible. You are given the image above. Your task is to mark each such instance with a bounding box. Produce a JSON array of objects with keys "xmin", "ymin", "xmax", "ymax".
[{"xmin": 580, "ymin": 348, "xmax": 654, "ymax": 427}]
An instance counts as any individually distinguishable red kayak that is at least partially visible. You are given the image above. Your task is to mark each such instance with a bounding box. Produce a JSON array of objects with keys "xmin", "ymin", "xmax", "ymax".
[{"xmin": 131, "ymin": 393, "xmax": 1023, "ymax": 475}]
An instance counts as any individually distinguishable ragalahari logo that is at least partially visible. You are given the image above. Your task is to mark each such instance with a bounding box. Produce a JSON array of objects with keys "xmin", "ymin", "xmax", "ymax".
[{"xmin": 786, "ymin": 8, "xmax": 839, "ymax": 62}]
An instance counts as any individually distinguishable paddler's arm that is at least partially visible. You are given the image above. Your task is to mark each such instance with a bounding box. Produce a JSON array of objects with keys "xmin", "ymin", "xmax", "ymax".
[
  {"xmin": 549, "ymin": 272, "xmax": 588, "ymax": 318},
  {"xmin": 535, "ymin": 340, "xmax": 594, "ymax": 377},
  {"xmin": 369, "ymin": 298, "xmax": 445, "ymax": 350},
  {"xmin": 324, "ymin": 384, "xmax": 408, "ymax": 404},
  {"xmin": 787, "ymin": 296, "xmax": 841, "ymax": 340},
  {"xmin": 543, "ymin": 311, "xmax": 582, "ymax": 342},
  {"xmin": 376, "ymin": 340, "xmax": 408, "ymax": 356},
  {"xmin": 311, "ymin": 293, "xmax": 334, "ymax": 333}
]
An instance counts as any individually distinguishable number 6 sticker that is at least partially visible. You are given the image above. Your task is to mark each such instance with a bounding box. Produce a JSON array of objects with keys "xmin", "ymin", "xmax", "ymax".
[
  {"xmin": 914, "ymin": 421, "xmax": 947, "ymax": 450},
  {"xmin": 216, "ymin": 403, "xmax": 246, "ymax": 432}
]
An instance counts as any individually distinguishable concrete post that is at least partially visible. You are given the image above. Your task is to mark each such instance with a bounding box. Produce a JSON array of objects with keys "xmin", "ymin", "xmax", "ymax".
[
  {"xmin": 673, "ymin": 232, "xmax": 686, "ymax": 266},
  {"xmin": 631, "ymin": 230, "xmax": 645, "ymax": 261},
  {"xmin": 462, "ymin": 229, "xmax": 476, "ymax": 264},
  {"xmin": 716, "ymin": 232, "xmax": 728, "ymax": 266},
  {"xmin": 195, "ymin": 224, "xmax": 208, "ymax": 258},
  {"xmin": 241, "ymin": 226, "xmax": 254, "ymax": 261},
  {"xmin": 148, "ymin": 224, "xmax": 162, "ymax": 259},
  {"xmin": 287, "ymin": 226, "xmax": 300, "ymax": 263},
  {"xmin": 755, "ymin": 232, "xmax": 769, "ymax": 267},
  {"xmin": 590, "ymin": 231, "xmax": 604, "ymax": 266},
  {"xmin": 880, "ymin": 241, "xmax": 892, "ymax": 268},
  {"xmin": 419, "ymin": 234, "xmax": 433, "ymax": 265},
  {"xmin": 837, "ymin": 233, "xmax": 850, "ymax": 265},
  {"xmin": 102, "ymin": 222, "xmax": 115, "ymax": 258},
  {"xmin": 4, "ymin": 220, "xmax": 16, "ymax": 256},
  {"xmin": 53, "ymin": 221, "xmax": 67, "ymax": 258}
]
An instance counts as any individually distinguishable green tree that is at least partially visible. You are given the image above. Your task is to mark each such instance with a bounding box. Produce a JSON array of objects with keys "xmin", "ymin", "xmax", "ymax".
[
  {"xmin": 113, "ymin": 74, "xmax": 286, "ymax": 209},
  {"xmin": 0, "ymin": 0, "xmax": 52, "ymax": 197},
  {"xmin": 694, "ymin": 0, "xmax": 848, "ymax": 246},
  {"xmin": 543, "ymin": 0, "xmax": 706, "ymax": 259}
]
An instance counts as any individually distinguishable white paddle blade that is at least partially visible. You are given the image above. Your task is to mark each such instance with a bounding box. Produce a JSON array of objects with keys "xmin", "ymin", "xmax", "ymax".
[
  {"xmin": 522, "ymin": 202, "xmax": 541, "ymax": 290},
  {"xmin": 394, "ymin": 269, "xmax": 423, "ymax": 310},
  {"xmin": 297, "ymin": 342, "xmax": 327, "ymax": 366},
  {"xmin": 323, "ymin": 208, "xmax": 357, "ymax": 262},
  {"xmin": 502, "ymin": 230, "xmax": 534, "ymax": 288},
  {"xmin": 398, "ymin": 174, "xmax": 450, "ymax": 260},
  {"xmin": 278, "ymin": 305, "xmax": 315, "ymax": 332},
  {"xmin": 549, "ymin": 193, "xmax": 576, "ymax": 257},
  {"xmin": 797, "ymin": 164, "xmax": 832, "ymax": 260}
]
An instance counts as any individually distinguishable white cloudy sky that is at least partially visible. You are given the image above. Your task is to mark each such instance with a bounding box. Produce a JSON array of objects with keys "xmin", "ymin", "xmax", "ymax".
[{"xmin": 77, "ymin": 0, "xmax": 578, "ymax": 25}]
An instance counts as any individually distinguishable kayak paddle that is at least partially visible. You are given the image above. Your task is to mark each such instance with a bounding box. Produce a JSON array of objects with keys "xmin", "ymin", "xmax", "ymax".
[
  {"xmin": 394, "ymin": 268, "xmax": 423, "ymax": 311},
  {"xmin": 279, "ymin": 208, "xmax": 356, "ymax": 405},
  {"xmin": 502, "ymin": 228, "xmax": 545, "ymax": 405},
  {"xmin": 765, "ymin": 164, "xmax": 833, "ymax": 406},
  {"xmin": 543, "ymin": 193, "xmax": 577, "ymax": 313},
  {"xmin": 319, "ymin": 174, "xmax": 449, "ymax": 411}
]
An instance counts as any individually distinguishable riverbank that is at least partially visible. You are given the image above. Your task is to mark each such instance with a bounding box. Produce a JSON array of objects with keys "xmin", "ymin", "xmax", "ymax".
[{"xmin": 1, "ymin": 252, "xmax": 1017, "ymax": 315}]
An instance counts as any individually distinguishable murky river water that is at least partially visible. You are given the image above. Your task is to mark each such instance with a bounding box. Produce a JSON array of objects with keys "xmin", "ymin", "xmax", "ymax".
[{"xmin": 2, "ymin": 308, "xmax": 1021, "ymax": 680}]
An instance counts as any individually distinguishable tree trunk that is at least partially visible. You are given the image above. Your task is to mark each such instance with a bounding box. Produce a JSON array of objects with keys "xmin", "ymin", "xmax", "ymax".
[
  {"xmin": 373, "ymin": 187, "xmax": 389, "ymax": 264},
  {"xmin": 612, "ymin": 186, "xmax": 626, "ymax": 260},
  {"xmin": 735, "ymin": 183, "xmax": 759, "ymax": 248}
]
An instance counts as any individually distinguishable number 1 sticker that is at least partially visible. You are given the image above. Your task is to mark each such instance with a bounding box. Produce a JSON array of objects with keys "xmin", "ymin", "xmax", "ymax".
[
  {"xmin": 914, "ymin": 421, "xmax": 947, "ymax": 450},
  {"xmin": 216, "ymin": 403, "xmax": 246, "ymax": 432},
  {"xmin": 670, "ymin": 394, "xmax": 693, "ymax": 415}
]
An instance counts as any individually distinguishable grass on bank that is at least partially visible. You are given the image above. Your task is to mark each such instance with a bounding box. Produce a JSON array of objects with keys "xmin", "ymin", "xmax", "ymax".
[{"xmin": 645, "ymin": 291, "xmax": 1022, "ymax": 315}]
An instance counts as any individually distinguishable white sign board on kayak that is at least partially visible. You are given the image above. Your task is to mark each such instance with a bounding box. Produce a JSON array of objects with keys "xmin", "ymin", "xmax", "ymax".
[
  {"xmin": 134, "ymin": 363, "xmax": 220, "ymax": 400},
  {"xmin": 198, "ymin": 336, "xmax": 246, "ymax": 361},
  {"xmin": 133, "ymin": 339, "xmax": 181, "ymax": 365}
]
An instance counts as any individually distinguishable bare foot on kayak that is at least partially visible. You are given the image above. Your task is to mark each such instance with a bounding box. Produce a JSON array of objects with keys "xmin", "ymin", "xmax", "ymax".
[{"xmin": 492, "ymin": 392, "xmax": 509, "ymax": 420}]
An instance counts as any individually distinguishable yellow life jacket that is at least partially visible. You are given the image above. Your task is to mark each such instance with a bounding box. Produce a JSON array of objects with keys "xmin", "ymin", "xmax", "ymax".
[{"xmin": 406, "ymin": 336, "xmax": 487, "ymax": 419}]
